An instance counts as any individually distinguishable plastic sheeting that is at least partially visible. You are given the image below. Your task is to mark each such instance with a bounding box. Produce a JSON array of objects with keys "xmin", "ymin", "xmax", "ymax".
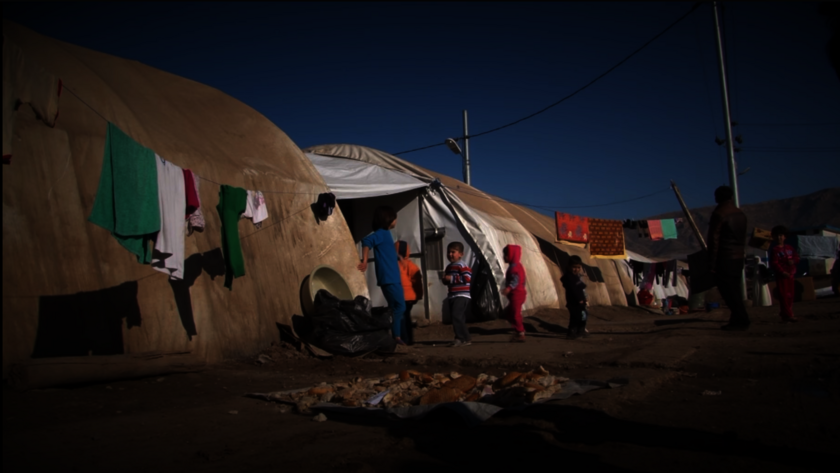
[
  {"xmin": 797, "ymin": 235, "xmax": 839, "ymax": 259},
  {"xmin": 306, "ymin": 153, "xmax": 427, "ymax": 200}
]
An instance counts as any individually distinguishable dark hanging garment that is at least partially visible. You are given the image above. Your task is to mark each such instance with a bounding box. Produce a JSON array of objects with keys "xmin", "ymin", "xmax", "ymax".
[
  {"xmin": 315, "ymin": 192, "xmax": 336, "ymax": 220},
  {"xmin": 655, "ymin": 262, "xmax": 665, "ymax": 285},
  {"xmin": 638, "ymin": 220, "xmax": 650, "ymax": 238},
  {"xmin": 631, "ymin": 260, "xmax": 645, "ymax": 285},
  {"xmin": 663, "ymin": 260, "xmax": 677, "ymax": 287}
]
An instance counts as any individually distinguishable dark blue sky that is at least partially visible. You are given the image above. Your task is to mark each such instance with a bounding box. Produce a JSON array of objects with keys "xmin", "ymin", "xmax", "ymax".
[{"xmin": 5, "ymin": 2, "xmax": 839, "ymax": 220}]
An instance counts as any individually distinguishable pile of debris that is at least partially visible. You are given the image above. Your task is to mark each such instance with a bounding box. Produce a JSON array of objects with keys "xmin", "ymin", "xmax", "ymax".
[
  {"xmin": 279, "ymin": 366, "xmax": 569, "ymax": 411},
  {"xmin": 253, "ymin": 341, "xmax": 312, "ymax": 365}
]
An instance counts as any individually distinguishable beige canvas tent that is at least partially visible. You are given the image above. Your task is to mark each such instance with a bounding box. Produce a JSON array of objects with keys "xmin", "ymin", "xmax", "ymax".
[{"xmin": 2, "ymin": 21, "xmax": 366, "ymax": 383}]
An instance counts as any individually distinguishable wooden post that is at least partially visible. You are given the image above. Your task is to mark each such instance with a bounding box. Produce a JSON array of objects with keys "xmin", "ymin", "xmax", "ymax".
[{"xmin": 671, "ymin": 180, "xmax": 707, "ymax": 250}]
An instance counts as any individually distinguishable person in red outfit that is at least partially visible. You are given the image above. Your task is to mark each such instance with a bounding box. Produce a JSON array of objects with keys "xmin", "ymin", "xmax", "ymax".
[
  {"xmin": 501, "ymin": 244, "xmax": 528, "ymax": 342},
  {"xmin": 769, "ymin": 225, "xmax": 800, "ymax": 322}
]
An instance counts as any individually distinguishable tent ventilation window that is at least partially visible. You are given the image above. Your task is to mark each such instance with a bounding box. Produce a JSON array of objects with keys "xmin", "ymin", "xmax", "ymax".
[{"xmin": 424, "ymin": 227, "xmax": 446, "ymax": 271}]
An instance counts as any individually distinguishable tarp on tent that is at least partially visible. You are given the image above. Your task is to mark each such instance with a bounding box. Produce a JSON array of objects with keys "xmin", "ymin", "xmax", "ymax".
[{"xmin": 306, "ymin": 153, "xmax": 427, "ymax": 200}]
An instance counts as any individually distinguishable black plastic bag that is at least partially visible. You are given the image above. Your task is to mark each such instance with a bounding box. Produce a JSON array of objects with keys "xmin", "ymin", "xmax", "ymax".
[
  {"xmin": 469, "ymin": 258, "xmax": 502, "ymax": 321},
  {"xmin": 312, "ymin": 290, "xmax": 391, "ymax": 333},
  {"xmin": 310, "ymin": 329, "xmax": 396, "ymax": 356},
  {"xmin": 306, "ymin": 290, "xmax": 396, "ymax": 355}
]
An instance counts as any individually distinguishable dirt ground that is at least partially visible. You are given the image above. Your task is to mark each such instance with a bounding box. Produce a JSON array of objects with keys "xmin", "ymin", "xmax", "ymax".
[{"xmin": 4, "ymin": 297, "xmax": 840, "ymax": 472}]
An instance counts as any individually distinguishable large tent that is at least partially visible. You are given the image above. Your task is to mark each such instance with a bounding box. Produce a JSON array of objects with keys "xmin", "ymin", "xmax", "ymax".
[
  {"xmin": 304, "ymin": 144, "xmax": 635, "ymax": 322},
  {"xmin": 2, "ymin": 21, "xmax": 366, "ymax": 379}
]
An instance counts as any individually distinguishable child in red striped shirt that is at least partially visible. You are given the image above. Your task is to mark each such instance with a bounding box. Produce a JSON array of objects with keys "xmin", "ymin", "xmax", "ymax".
[{"xmin": 442, "ymin": 241, "xmax": 472, "ymax": 347}]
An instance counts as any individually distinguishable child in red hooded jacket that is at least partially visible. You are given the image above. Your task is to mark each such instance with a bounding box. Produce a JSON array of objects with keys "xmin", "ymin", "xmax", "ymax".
[
  {"xmin": 501, "ymin": 244, "xmax": 527, "ymax": 342},
  {"xmin": 769, "ymin": 225, "xmax": 800, "ymax": 322}
]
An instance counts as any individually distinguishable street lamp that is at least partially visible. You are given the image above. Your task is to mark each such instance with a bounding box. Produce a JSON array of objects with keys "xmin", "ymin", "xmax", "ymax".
[
  {"xmin": 444, "ymin": 110, "xmax": 471, "ymax": 185},
  {"xmin": 445, "ymin": 138, "xmax": 461, "ymax": 155}
]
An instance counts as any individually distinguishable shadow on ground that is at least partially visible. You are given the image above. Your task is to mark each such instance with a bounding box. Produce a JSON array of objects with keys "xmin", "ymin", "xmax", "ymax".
[{"xmin": 320, "ymin": 403, "xmax": 839, "ymax": 472}]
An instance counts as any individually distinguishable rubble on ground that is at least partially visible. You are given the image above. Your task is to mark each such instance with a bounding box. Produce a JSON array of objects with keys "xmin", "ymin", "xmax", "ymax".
[
  {"xmin": 254, "ymin": 341, "xmax": 312, "ymax": 364},
  {"xmin": 273, "ymin": 366, "xmax": 569, "ymax": 410}
]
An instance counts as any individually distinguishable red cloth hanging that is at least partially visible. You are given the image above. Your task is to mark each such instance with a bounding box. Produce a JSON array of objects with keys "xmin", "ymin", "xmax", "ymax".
[
  {"xmin": 648, "ymin": 220, "xmax": 664, "ymax": 241},
  {"xmin": 555, "ymin": 212, "xmax": 590, "ymax": 243},
  {"xmin": 183, "ymin": 169, "xmax": 200, "ymax": 218}
]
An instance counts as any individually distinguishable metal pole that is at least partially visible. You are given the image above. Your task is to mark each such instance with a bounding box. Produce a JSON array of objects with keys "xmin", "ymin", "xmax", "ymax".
[
  {"xmin": 418, "ymin": 193, "xmax": 431, "ymax": 321},
  {"xmin": 713, "ymin": 2, "xmax": 746, "ymax": 300},
  {"xmin": 463, "ymin": 110, "xmax": 471, "ymax": 186},
  {"xmin": 670, "ymin": 180, "xmax": 707, "ymax": 250},
  {"xmin": 713, "ymin": 1, "xmax": 739, "ymax": 207}
]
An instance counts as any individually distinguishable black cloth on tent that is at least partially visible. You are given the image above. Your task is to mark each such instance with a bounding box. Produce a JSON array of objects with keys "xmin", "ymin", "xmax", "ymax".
[
  {"xmin": 314, "ymin": 192, "xmax": 336, "ymax": 221},
  {"xmin": 663, "ymin": 260, "xmax": 677, "ymax": 287}
]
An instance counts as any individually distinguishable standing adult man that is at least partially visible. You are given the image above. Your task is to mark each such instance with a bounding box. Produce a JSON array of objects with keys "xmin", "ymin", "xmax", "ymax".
[{"xmin": 707, "ymin": 185, "xmax": 750, "ymax": 330}]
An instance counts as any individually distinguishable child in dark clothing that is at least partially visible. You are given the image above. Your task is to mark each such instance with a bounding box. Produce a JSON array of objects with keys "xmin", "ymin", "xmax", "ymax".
[
  {"xmin": 769, "ymin": 225, "xmax": 800, "ymax": 323},
  {"xmin": 560, "ymin": 255, "xmax": 589, "ymax": 339},
  {"xmin": 358, "ymin": 206, "xmax": 407, "ymax": 345},
  {"xmin": 501, "ymin": 244, "xmax": 527, "ymax": 343}
]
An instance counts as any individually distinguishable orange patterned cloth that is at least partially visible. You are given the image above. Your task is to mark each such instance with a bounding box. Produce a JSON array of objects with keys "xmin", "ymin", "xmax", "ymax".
[
  {"xmin": 555, "ymin": 212, "xmax": 589, "ymax": 243},
  {"xmin": 588, "ymin": 218, "xmax": 626, "ymax": 259}
]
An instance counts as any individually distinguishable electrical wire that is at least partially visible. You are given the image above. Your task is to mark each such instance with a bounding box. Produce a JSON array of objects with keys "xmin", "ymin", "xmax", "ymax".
[
  {"xmin": 445, "ymin": 184, "xmax": 673, "ymax": 212},
  {"xmin": 737, "ymin": 123, "xmax": 840, "ymax": 127},
  {"xmin": 391, "ymin": 2, "xmax": 704, "ymax": 156},
  {"xmin": 739, "ymin": 147, "xmax": 840, "ymax": 152}
]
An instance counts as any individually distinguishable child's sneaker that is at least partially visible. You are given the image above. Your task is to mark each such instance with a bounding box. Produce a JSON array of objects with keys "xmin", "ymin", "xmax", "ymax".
[
  {"xmin": 509, "ymin": 333, "xmax": 526, "ymax": 343},
  {"xmin": 450, "ymin": 339, "xmax": 471, "ymax": 347}
]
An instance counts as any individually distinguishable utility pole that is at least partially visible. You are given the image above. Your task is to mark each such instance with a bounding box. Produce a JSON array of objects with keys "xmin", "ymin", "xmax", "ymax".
[
  {"xmin": 713, "ymin": 1, "xmax": 747, "ymax": 300},
  {"xmin": 462, "ymin": 110, "xmax": 471, "ymax": 186},
  {"xmin": 713, "ymin": 1, "xmax": 739, "ymax": 207}
]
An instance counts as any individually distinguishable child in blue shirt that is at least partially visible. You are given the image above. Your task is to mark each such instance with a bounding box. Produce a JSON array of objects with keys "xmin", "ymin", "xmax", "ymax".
[{"xmin": 358, "ymin": 206, "xmax": 407, "ymax": 345}]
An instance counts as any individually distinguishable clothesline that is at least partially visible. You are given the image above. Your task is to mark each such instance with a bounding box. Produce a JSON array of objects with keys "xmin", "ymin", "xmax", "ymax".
[
  {"xmin": 53, "ymin": 81, "xmax": 350, "ymax": 290},
  {"xmin": 61, "ymin": 84, "xmax": 326, "ymax": 198}
]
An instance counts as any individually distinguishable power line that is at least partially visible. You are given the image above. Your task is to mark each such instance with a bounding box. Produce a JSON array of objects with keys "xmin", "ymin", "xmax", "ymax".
[
  {"xmin": 739, "ymin": 147, "xmax": 840, "ymax": 152},
  {"xmin": 448, "ymin": 184, "xmax": 673, "ymax": 213},
  {"xmin": 737, "ymin": 123, "xmax": 840, "ymax": 127},
  {"xmin": 391, "ymin": 2, "xmax": 703, "ymax": 156}
]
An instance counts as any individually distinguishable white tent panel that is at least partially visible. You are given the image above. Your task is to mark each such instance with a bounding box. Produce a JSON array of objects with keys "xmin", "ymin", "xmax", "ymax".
[
  {"xmin": 471, "ymin": 209, "xmax": 560, "ymax": 312},
  {"xmin": 421, "ymin": 191, "xmax": 481, "ymax": 323},
  {"xmin": 306, "ymin": 153, "xmax": 427, "ymax": 200}
]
